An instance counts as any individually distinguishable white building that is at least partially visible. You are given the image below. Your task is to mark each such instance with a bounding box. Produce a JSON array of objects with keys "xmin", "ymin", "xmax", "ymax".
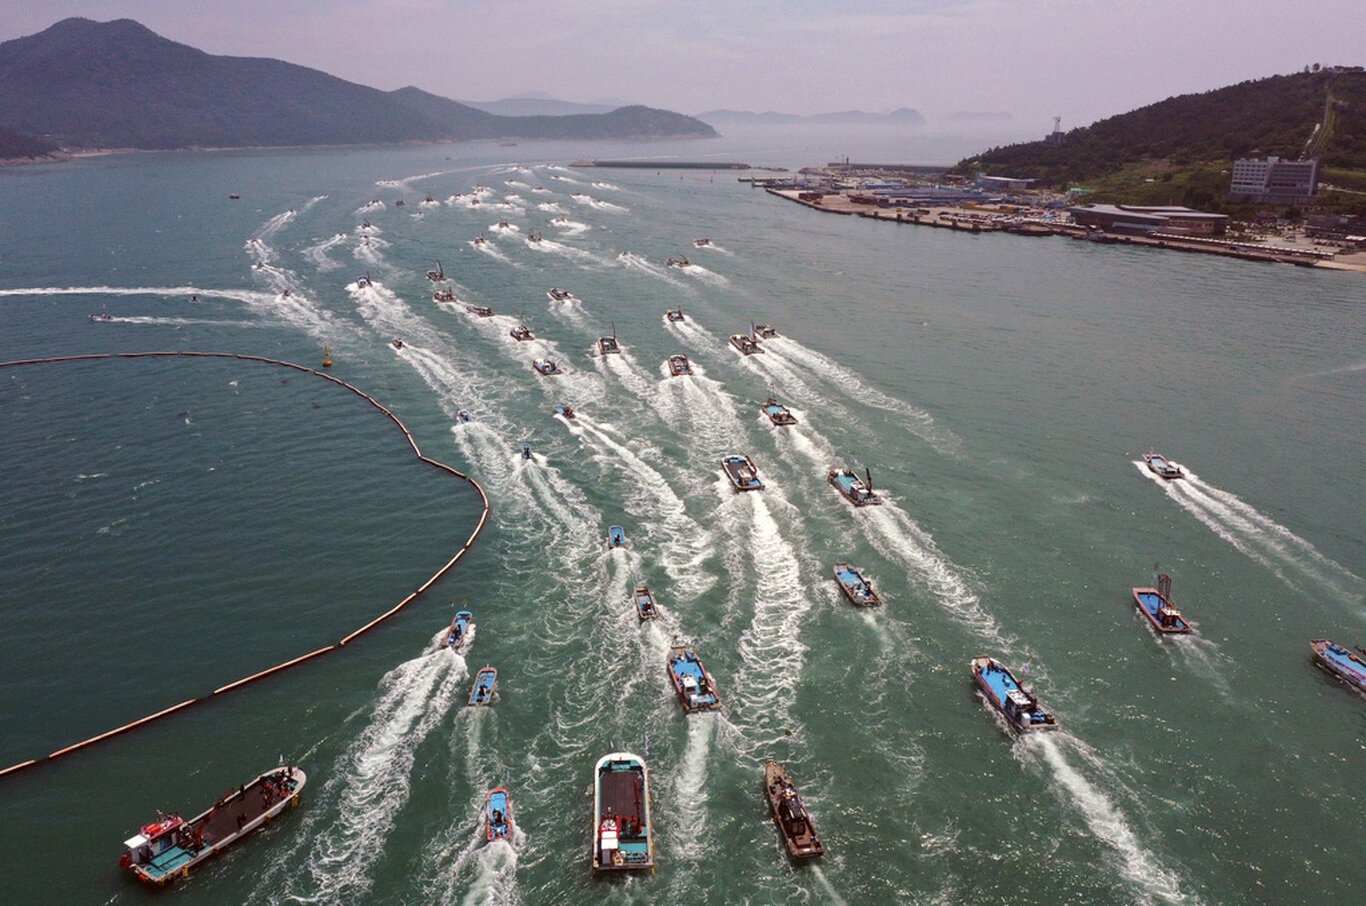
[{"xmin": 1229, "ymin": 155, "xmax": 1319, "ymax": 204}]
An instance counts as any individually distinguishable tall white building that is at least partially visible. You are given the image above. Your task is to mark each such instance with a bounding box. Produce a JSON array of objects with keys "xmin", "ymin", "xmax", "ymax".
[{"xmin": 1228, "ymin": 155, "xmax": 1319, "ymax": 203}]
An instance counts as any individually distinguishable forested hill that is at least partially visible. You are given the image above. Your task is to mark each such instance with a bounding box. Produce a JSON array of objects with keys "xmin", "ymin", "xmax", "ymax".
[
  {"xmin": 959, "ymin": 68, "xmax": 1366, "ymax": 187},
  {"xmin": 0, "ymin": 123, "xmax": 60, "ymax": 161},
  {"xmin": 0, "ymin": 18, "xmax": 716, "ymax": 153}
]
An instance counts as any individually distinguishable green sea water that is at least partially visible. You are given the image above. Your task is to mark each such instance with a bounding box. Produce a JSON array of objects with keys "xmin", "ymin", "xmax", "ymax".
[{"xmin": 1, "ymin": 130, "xmax": 1364, "ymax": 905}]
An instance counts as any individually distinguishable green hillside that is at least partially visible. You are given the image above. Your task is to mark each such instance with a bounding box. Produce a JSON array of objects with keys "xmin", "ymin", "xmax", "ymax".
[{"xmin": 957, "ymin": 68, "xmax": 1366, "ymax": 211}]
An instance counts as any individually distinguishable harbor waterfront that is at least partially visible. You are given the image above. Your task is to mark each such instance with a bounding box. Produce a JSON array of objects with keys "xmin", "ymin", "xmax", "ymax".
[{"xmin": 1, "ymin": 127, "xmax": 1364, "ymax": 904}]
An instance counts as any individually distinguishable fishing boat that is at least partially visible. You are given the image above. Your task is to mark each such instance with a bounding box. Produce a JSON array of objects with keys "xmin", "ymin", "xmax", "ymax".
[
  {"xmin": 554, "ymin": 405, "xmax": 576, "ymax": 419},
  {"xmin": 971, "ymin": 656, "xmax": 1058, "ymax": 734},
  {"xmin": 547, "ymin": 288, "xmax": 573, "ymax": 301},
  {"xmin": 433, "ymin": 289, "xmax": 455, "ymax": 302},
  {"xmin": 521, "ymin": 443, "xmax": 533, "ymax": 460},
  {"xmin": 763, "ymin": 761, "xmax": 825, "ymax": 859},
  {"xmin": 1310, "ymin": 639, "xmax": 1366, "ymax": 694},
  {"xmin": 665, "ymin": 307, "xmax": 685, "ymax": 322},
  {"xmin": 391, "ymin": 338, "xmax": 405, "ymax": 349},
  {"xmin": 608, "ymin": 525, "xmax": 626, "ymax": 548},
  {"xmin": 730, "ymin": 332, "xmax": 763, "ymax": 355},
  {"xmin": 469, "ymin": 667, "xmax": 497, "ymax": 705},
  {"xmin": 693, "ymin": 237, "xmax": 711, "ymax": 247},
  {"xmin": 466, "ymin": 304, "xmax": 495, "ymax": 318},
  {"xmin": 473, "ymin": 234, "xmax": 487, "ymax": 245},
  {"xmin": 510, "ymin": 322, "xmax": 534, "ymax": 341},
  {"xmin": 827, "ymin": 467, "xmax": 882, "ymax": 506},
  {"xmin": 667, "ymin": 354, "xmax": 692, "ymax": 376},
  {"xmin": 833, "ymin": 562, "xmax": 881, "ymax": 606},
  {"xmin": 591, "ymin": 752, "xmax": 655, "ymax": 873},
  {"xmin": 598, "ymin": 323, "xmax": 621, "ymax": 355},
  {"xmin": 458, "ymin": 409, "xmax": 471, "ymax": 422},
  {"xmin": 425, "ymin": 262, "xmax": 445, "ymax": 281},
  {"xmin": 88, "ymin": 310, "xmax": 114, "ymax": 322},
  {"xmin": 527, "ymin": 232, "xmax": 543, "ymax": 243},
  {"xmin": 1143, "ymin": 449, "xmax": 1184, "ymax": 480},
  {"xmin": 634, "ymin": 584, "xmax": 659, "ymax": 620},
  {"xmin": 721, "ymin": 454, "xmax": 763, "ymax": 491},
  {"xmin": 394, "ymin": 199, "xmax": 405, "ymax": 206},
  {"xmin": 762, "ymin": 396, "xmax": 797, "ymax": 425},
  {"xmin": 532, "ymin": 358, "xmax": 562, "ymax": 375},
  {"xmin": 356, "ymin": 273, "xmax": 372, "ymax": 288},
  {"xmin": 1132, "ymin": 573, "xmax": 1190, "ymax": 634},
  {"xmin": 443, "ymin": 610, "xmax": 473, "ymax": 649},
  {"xmin": 753, "ymin": 322, "xmax": 778, "ymax": 338},
  {"xmin": 119, "ymin": 766, "xmax": 306, "ymax": 886},
  {"xmin": 667, "ymin": 645, "xmax": 721, "ymax": 712},
  {"xmin": 666, "ymin": 256, "xmax": 691, "ymax": 267},
  {"xmin": 486, "ymin": 788, "xmax": 512, "ymax": 841}
]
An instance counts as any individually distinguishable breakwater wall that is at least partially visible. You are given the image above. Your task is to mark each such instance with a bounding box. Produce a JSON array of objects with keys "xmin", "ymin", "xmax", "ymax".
[{"xmin": 0, "ymin": 351, "xmax": 489, "ymax": 779}]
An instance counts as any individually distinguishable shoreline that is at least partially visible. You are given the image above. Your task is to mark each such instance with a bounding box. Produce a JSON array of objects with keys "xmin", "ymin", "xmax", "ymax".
[{"xmin": 763, "ymin": 187, "xmax": 1366, "ymax": 274}]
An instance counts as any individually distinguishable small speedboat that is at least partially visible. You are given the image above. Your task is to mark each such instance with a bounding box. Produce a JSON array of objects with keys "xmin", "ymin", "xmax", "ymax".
[
  {"xmin": 598, "ymin": 324, "xmax": 621, "ymax": 355},
  {"xmin": 391, "ymin": 338, "xmax": 405, "ymax": 349},
  {"xmin": 833, "ymin": 563, "xmax": 881, "ymax": 606},
  {"xmin": 547, "ymin": 288, "xmax": 573, "ymax": 301},
  {"xmin": 762, "ymin": 396, "xmax": 797, "ymax": 425},
  {"xmin": 592, "ymin": 752, "xmax": 655, "ymax": 873},
  {"xmin": 443, "ymin": 610, "xmax": 473, "ymax": 649},
  {"xmin": 730, "ymin": 333, "xmax": 763, "ymax": 355},
  {"xmin": 469, "ymin": 667, "xmax": 497, "ymax": 705},
  {"xmin": 608, "ymin": 525, "xmax": 626, "ymax": 548},
  {"xmin": 693, "ymin": 237, "xmax": 711, "ymax": 247},
  {"xmin": 971, "ymin": 656, "xmax": 1058, "ymax": 734},
  {"xmin": 433, "ymin": 289, "xmax": 455, "ymax": 302},
  {"xmin": 532, "ymin": 358, "xmax": 562, "ymax": 375},
  {"xmin": 510, "ymin": 323, "xmax": 534, "ymax": 341},
  {"xmin": 666, "ymin": 256, "xmax": 691, "ymax": 267},
  {"xmin": 665, "ymin": 307, "xmax": 685, "ymax": 322},
  {"xmin": 667, "ymin": 645, "xmax": 721, "ymax": 712},
  {"xmin": 722, "ymin": 454, "xmax": 763, "ymax": 491},
  {"xmin": 466, "ymin": 304, "xmax": 495, "ymax": 317},
  {"xmin": 119, "ymin": 766, "xmax": 306, "ymax": 886},
  {"xmin": 763, "ymin": 761, "xmax": 825, "ymax": 859},
  {"xmin": 752, "ymin": 322, "xmax": 777, "ymax": 338},
  {"xmin": 1132, "ymin": 573, "xmax": 1190, "ymax": 634},
  {"xmin": 486, "ymin": 788, "xmax": 512, "ymax": 841},
  {"xmin": 89, "ymin": 311, "xmax": 114, "ymax": 322},
  {"xmin": 426, "ymin": 262, "xmax": 445, "ymax": 281},
  {"xmin": 356, "ymin": 273, "xmax": 373, "ymax": 287},
  {"xmin": 473, "ymin": 234, "xmax": 487, "ymax": 245},
  {"xmin": 1310, "ymin": 639, "xmax": 1366, "ymax": 695},
  {"xmin": 668, "ymin": 354, "xmax": 692, "ymax": 376},
  {"xmin": 634, "ymin": 585, "xmax": 658, "ymax": 620},
  {"xmin": 458, "ymin": 409, "xmax": 471, "ymax": 423},
  {"xmin": 1143, "ymin": 449, "xmax": 1184, "ymax": 480},
  {"xmin": 521, "ymin": 443, "xmax": 533, "ymax": 459},
  {"xmin": 554, "ymin": 405, "xmax": 575, "ymax": 419},
  {"xmin": 828, "ymin": 467, "xmax": 881, "ymax": 506}
]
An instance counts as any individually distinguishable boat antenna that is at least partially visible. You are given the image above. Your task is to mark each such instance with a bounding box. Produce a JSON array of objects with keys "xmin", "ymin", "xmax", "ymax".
[{"xmin": 865, "ymin": 467, "xmax": 873, "ymax": 493}]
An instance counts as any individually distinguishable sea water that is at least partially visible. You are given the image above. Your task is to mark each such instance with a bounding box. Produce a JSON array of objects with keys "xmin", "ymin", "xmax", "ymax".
[{"xmin": 1, "ymin": 127, "xmax": 1364, "ymax": 904}]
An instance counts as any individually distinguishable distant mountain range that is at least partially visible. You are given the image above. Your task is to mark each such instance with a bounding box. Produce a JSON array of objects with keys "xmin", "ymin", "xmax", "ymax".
[
  {"xmin": 0, "ymin": 18, "xmax": 716, "ymax": 155},
  {"xmin": 695, "ymin": 108, "xmax": 926, "ymax": 126}
]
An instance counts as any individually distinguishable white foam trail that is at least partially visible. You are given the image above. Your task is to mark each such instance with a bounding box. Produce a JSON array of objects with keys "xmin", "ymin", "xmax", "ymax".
[
  {"xmin": 676, "ymin": 263, "xmax": 728, "ymax": 285},
  {"xmin": 1136, "ymin": 461, "xmax": 1363, "ymax": 603},
  {"xmin": 260, "ymin": 650, "xmax": 468, "ymax": 904},
  {"xmin": 858, "ymin": 504, "xmax": 1006, "ymax": 646},
  {"xmin": 763, "ymin": 336, "xmax": 957, "ymax": 452},
  {"xmin": 536, "ymin": 202, "xmax": 565, "ymax": 214},
  {"xmin": 1028, "ymin": 735, "xmax": 1194, "ymax": 905},
  {"xmin": 616, "ymin": 252, "xmax": 682, "ymax": 285},
  {"xmin": 667, "ymin": 716, "xmax": 715, "ymax": 861},
  {"xmin": 303, "ymin": 233, "xmax": 350, "ymax": 272}
]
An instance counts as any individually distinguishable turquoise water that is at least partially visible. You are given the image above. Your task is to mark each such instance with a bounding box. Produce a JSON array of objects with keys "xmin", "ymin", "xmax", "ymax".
[{"xmin": 1, "ymin": 129, "xmax": 1364, "ymax": 905}]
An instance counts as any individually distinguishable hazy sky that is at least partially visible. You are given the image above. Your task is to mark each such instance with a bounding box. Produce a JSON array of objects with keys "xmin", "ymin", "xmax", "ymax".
[{"xmin": 3, "ymin": 1, "xmax": 1361, "ymax": 130}]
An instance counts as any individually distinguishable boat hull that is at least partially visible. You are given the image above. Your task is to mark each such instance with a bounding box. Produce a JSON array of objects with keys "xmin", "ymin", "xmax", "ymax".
[
  {"xmin": 827, "ymin": 469, "xmax": 881, "ymax": 506},
  {"xmin": 1143, "ymin": 451, "xmax": 1183, "ymax": 479},
  {"xmin": 1132, "ymin": 587, "xmax": 1191, "ymax": 633},
  {"xmin": 487, "ymin": 788, "xmax": 512, "ymax": 840},
  {"xmin": 730, "ymin": 334, "xmax": 763, "ymax": 355},
  {"xmin": 634, "ymin": 585, "xmax": 658, "ymax": 620},
  {"xmin": 722, "ymin": 455, "xmax": 763, "ymax": 491},
  {"xmin": 122, "ymin": 767, "xmax": 306, "ymax": 886},
  {"xmin": 971, "ymin": 656, "xmax": 1058, "ymax": 734},
  {"xmin": 1311, "ymin": 639, "xmax": 1366, "ymax": 694},
  {"xmin": 443, "ymin": 611, "xmax": 473, "ymax": 648},
  {"xmin": 469, "ymin": 668, "xmax": 497, "ymax": 705},
  {"xmin": 668, "ymin": 646, "xmax": 721, "ymax": 712},
  {"xmin": 834, "ymin": 563, "xmax": 881, "ymax": 606},
  {"xmin": 592, "ymin": 753, "xmax": 654, "ymax": 872},
  {"xmin": 764, "ymin": 761, "xmax": 825, "ymax": 859}
]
